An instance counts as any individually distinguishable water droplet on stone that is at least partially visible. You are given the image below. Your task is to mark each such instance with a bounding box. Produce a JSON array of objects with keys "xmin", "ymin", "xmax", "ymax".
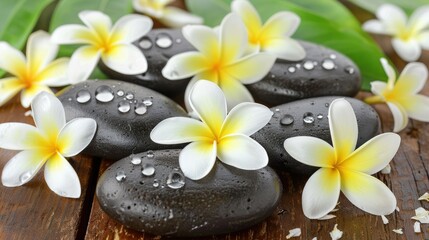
[
  {"xmin": 322, "ymin": 59, "xmax": 335, "ymax": 70},
  {"xmin": 271, "ymin": 74, "xmax": 276, "ymax": 78},
  {"xmin": 116, "ymin": 171, "xmax": 126, "ymax": 182},
  {"xmin": 147, "ymin": 150, "xmax": 154, "ymax": 158},
  {"xmin": 325, "ymin": 103, "xmax": 330, "ymax": 107},
  {"xmin": 296, "ymin": 64, "xmax": 301, "ymax": 68},
  {"xmin": 155, "ymin": 33, "xmax": 173, "ymax": 48},
  {"xmin": 76, "ymin": 89, "xmax": 91, "ymax": 103},
  {"xmin": 288, "ymin": 67, "xmax": 296, "ymax": 73},
  {"xmin": 317, "ymin": 114, "xmax": 323, "ymax": 119},
  {"xmin": 117, "ymin": 90, "xmax": 124, "ymax": 96},
  {"xmin": 153, "ymin": 179, "xmax": 159, "ymax": 188},
  {"xmin": 330, "ymin": 54, "xmax": 337, "ymax": 59},
  {"xmin": 131, "ymin": 156, "xmax": 142, "ymax": 165},
  {"xmin": 280, "ymin": 114, "xmax": 294, "ymax": 126},
  {"xmin": 303, "ymin": 112, "xmax": 315, "ymax": 124},
  {"xmin": 139, "ymin": 37, "xmax": 152, "ymax": 49},
  {"xmin": 303, "ymin": 60, "xmax": 314, "ymax": 70},
  {"xmin": 176, "ymin": 38, "xmax": 182, "ymax": 43},
  {"xmin": 142, "ymin": 163, "xmax": 155, "ymax": 176},
  {"xmin": 345, "ymin": 66, "xmax": 355, "ymax": 74},
  {"xmin": 19, "ymin": 171, "xmax": 32, "ymax": 183},
  {"xmin": 168, "ymin": 209, "xmax": 174, "ymax": 219},
  {"xmin": 118, "ymin": 101, "xmax": 131, "ymax": 113},
  {"xmin": 125, "ymin": 92, "xmax": 134, "ymax": 100},
  {"xmin": 143, "ymin": 98, "xmax": 153, "ymax": 106},
  {"xmin": 167, "ymin": 171, "xmax": 185, "ymax": 189},
  {"xmin": 95, "ymin": 85, "xmax": 114, "ymax": 102},
  {"xmin": 135, "ymin": 103, "xmax": 147, "ymax": 115}
]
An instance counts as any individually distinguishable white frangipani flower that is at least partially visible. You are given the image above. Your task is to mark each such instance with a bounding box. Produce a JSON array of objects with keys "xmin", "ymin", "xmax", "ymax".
[
  {"xmin": 231, "ymin": 0, "xmax": 305, "ymax": 60},
  {"xmin": 363, "ymin": 4, "xmax": 429, "ymax": 61},
  {"xmin": 284, "ymin": 99, "xmax": 400, "ymax": 219},
  {"xmin": 0, "ymin": 31, "xmax": 70, "ymax": 108},
  {"xmin": 151, "ymin": 80, "xmax": 272, "ymax": 180},
  {"xmin": 0, "ymin": 92, "xmax": 97, "ymax": 198},
  {"xmin": 133, "ymin": 0, "xmax": 203, "ymax": 28},
  {"xmin": 162, "ymin": 13, "xmax": 276, "ymax": 111},
  {"xmin": 365, "ymin": 58, "xmax": 429, "ymax": 132},
  {"xmin": 52, "ymin": 11, "xmax": 153, "ymax": 83}
]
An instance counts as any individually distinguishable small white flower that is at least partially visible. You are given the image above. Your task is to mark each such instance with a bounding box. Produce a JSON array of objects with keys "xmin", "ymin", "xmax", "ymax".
[
  {"xmin": 414, "ymin": 221, "xmax": 421, "ymax": 233},
  {"xmin": 284, "ymin": 99, "xmax": 400, "ymax": 219},
  {"xmin": 151, "ymin": 80, "xmax": 272, "ymax": 180},
  {"xmin": 330, "ymin": 224, "xmax": 343, "ymax": 240},
  {"xmin": 0, "ymin": 92, "xmax": 97, "ymax": 198},
  {"xmin": 363, "ymin": 4, "xmax": 429, "ymax": 61},
  {"xmin": 393, "ymin": 228, "xmax": 403, "ymax": 234},
  {"xmin": 411, "ymin": 207, "xmax": 429, "ymax": 223},
  {"xmin": 133, "ymin": 0, "xmax": 203, "ymax": 28},
  {"xmin": 418, "ymin": 192, "xmax": 429, "ymax": 202},
  {"xmin": 231, "ymin": 0, "xmax": 305, "ymax": 60},
  {"xmin": 286, "ymin": 228, "xmax": 301, "ymax": 239},
  {"xmin": 162, "ymin": 13, "xmax": 276, "ymax": 111},
  {"xmin": 365, "ymin": 58, "xmax": 429, "ymax": 132},
  {"xmin": 52, "ymin": 11, "xmax": 153, "ymax": 83},
  {"xmin": 0, "ymin": 31, "xmax": 70, "ymax": 108}
]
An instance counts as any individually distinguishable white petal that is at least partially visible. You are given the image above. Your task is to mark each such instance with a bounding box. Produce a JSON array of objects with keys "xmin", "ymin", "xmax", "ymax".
[
  {"xmin": 132, "ymin": 0, "xmax": 171, "ymax": 18},
  {"xmin": 160, "ymin": 7, "xmax": 203, "ymax": 28},
  {"xmin": 392, "ymin": 38, "xmax": 422, "ymax": 62},
  {"xmin": 0, "ymin": 77, "xmax": 24, "ymax": 106},
  {"xmin": 189, "ymin": 80, "xmax": 227, "ymax": 134},
  {"xmin": 179, "ymin": 141, "xmax": 217, "ymax": 180},
  {"xmin": 101, "ymin": 44, "xmax": 147, "ymax": 74},
  {"xmin": 218, "ymin": 73, "xmax": 254, "ymax": 110},
  {"xmin": 36, "ymin": 58, "xmax": 71, "ymax": 87},
  {"xmin": 340, "ymin": 170, "xmax": 396, "ymax": 215},
  {"xmin": 217, "ymin": 134, "xmax": 268, "ymax": 170},
  {"xmin": 261, "ymin": 38, "xmax": 305, "ymax": 61},
  {"xmin": 340, "ymin": 133, "xmax": 401, "ymax": 174},
  {"xmin": 0, "ymin": 42, "xmax": 26, "ymax": 77},
  {"xmin": 79, "ymin": 10, "xmax": 111, "ymax": 40},
  {"xmin": 284, "ymin": 136, "xmax": 336, "ymax": 168},
  {"xmin": 51, "ymin": 24, "xmax": 96, "ymax": 45},
  {"xmin": 330, "ymin": 224, "xmax": 343, "ymax": 240},
  {"xmin": 221, "ymin": 102, "xmax": 272, "ymax": 137},
  {"xmin": 363, "ymin": 20, "xmax": 392, "ymax": 35},
  {"xmin": 412, "ymin": 207, "xmax": 429, "ymax": 223},
  {"xmin": 150, "ymin": 117, "xmax": 213, "ymax": 144},
  {"xmin": 57, "ymin": 118, "xmax": 97, "ymax": 157},
  {"xmin": 419, "ymin": 31, "xmax": 429, "ymax": 49},
  {"xmin": 219, "ymin": 13, "xmax": 247, "ymax": 63},
  {"xmin": 381, "ymin": 164, "xmax": 392, "ymax": 174},
  {"xmin": 329, "ymin": 99, "xmax": 358, "ymax": 161},
  {"xmin": 261, "ymin": 12, "xmax": 301, "ymax": 38},
  {"xmin": 31, "ymin": 91, "xmax": 66, "ymax": 137},
  {"xmin": 392, "ymin": 228, "xmax": 403, "ymax": 234},
  {"xmin": 20, "ymin": 85, "xmax": 53, "ymax": 108},
  {"xmin": 111, "ymin": 14, "xmax": 153, "ymax": 44},
  {"xmin": 376, "ymin": 4, "xmax": 407, "ymax": 34},
  {"xmin": 182, "ymin": 25, "xmax": 220, "ymax": 58},
  {"xmin": 302, "ymin": 168, "xmax": 341, "ymax": 219},
  {"xmin": 26, "ymin": 31, "xmax": 58, "ymax": 74},
  {"xmin": 162, "ymin": 52, "xmax": 209, "ymax": 80},
  {"xmin": 286, "ymin": 228, "xmax": 301, "ymax": 239},
  {"xmin": 409, "ymin": 6, "xmax": 429, "ymax": 33},
  {"xmin": 44, "ymin": 153, "xmax": 81, "ymax": 198},
  {"xmin": 380, "ymin": 58, "xmax": 396, "ymax": 88},
  {"xmin": 400, "ymin": 95, "xmax": 429, "ymax": 122},
  {"xmin": 224, "ymin": 52, "xmax": 276, "ymax": 84},
  {"xmin": 381, "ymin": 215, "xmax": 389, "ymax": 224},
  {"xmin": 0, "ymin": 123, "xmax": 46, "ymax": 150},
  {"xmin": 370, "ymin": 81, "xmax": 387, "ymax": 96},
  {"xmin": 1, "ymin": 150, "xmax": 50, "ymax": 187},
  {"xmin": 414, "ymin": 221, "xmax": 421, "ymax": 233},
  {"xmin": 395, "ymin": 62, "xmax": 428, "ymax": 94},
  {"xmin": 387, "ymin": 102, "xmax": 409, "ymax": 132},
  {"xmin": 231, "ymin": 0, "xmax": 262, "ymax": 38},
  {"xmin": 68, "ymin": 46, "xmax": 101, "ymax": 83},
  {"xmin": 418, "ymin": 192, "xmax": 429, "ymax": 202}
]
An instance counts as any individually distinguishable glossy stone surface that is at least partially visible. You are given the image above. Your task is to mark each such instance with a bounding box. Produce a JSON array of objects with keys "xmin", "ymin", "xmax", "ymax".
[
  {"xmin": 252, "ymin": 96, "xmax": 380, "ymax": 174},
  {"xmin": 96, "ymin": 149, "xmax": 283, "ymax": 237},
  {"xmin": 58, "ymin": 80, "xmax": 187, "ymax": 160}
]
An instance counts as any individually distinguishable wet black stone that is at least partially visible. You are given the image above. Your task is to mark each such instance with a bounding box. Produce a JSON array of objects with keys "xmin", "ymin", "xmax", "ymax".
[
  {"xmin": 252, "ymin": 96, "xmax": 380, "ymax": 174},
  {"xmin": 101, "ymin": 29, "xmax": 361, "ymax": 105},
  {"xmin": 57, "ymin": 80, "xmax": 187, "ymax": 160},
  {"xmin": 96, "ymin": 149, "xmax": 283, "ymax": 237}
]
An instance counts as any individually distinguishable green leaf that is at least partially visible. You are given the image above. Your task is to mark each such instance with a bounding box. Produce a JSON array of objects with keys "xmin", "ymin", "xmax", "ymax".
[
  {"xmin": 346, "ymin": 0, "xmax": 427, "ymax": 15},
  {"xmin": 186, "ymin": 0, "xmax": 389, "ymax": 90},
  {"xmin": 0, "ymin": 0, "xmax": 53, "ymax": 76}
]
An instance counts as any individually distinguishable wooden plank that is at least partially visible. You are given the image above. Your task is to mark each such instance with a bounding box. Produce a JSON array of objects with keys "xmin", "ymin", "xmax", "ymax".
[{"xmin": 0, "ymin": 98, "xmax": 100, "ymax": 240}]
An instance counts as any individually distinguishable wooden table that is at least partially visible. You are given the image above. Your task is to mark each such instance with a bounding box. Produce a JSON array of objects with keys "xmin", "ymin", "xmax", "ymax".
[{"xmin": 1, "ymin": 5, "xmax": 429, "ymax": 240}]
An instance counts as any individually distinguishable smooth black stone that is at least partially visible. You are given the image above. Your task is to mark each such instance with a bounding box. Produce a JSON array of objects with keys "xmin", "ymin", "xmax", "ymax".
[
  {"xmin": 252, "ymin": 96, "xmax": 380, "ymax": 174},
  {"xmin": 96, "ymin": 149, "xmax": 283, "ymax": 237},
  {"xmin": 101, "ymin": 29, "xmax": 361, "ymax": 105},
  {"xmin": 57, "ymin": 80, "xmax": 187, "ymax": 160}
]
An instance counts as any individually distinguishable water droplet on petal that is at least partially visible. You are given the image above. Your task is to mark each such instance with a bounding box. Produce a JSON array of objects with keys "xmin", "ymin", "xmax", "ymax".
[
  {"xmin": 345, "ymin": 66, "xmax": 355, "ymax": 74},
  {"xmin": 303, "ymin": 60, "xmax": 314, "ymax": 70},
  {"xmin": 116, "ymin": 171, "xmax": 126, "ymax": 182},
  {"xmin": 19, "ymin": 171, "xmax": 32, "ymax": 183},
  {"xmin": 288, "ymin": 67, "xmax": 296, "ymax": 73},
  {"xmin": 95, "ymin": 86, "xmax": 114, "ymax": 102},
  {"xmin": 76, "ymin": 89, "xmax": 91, "ymax": 103},
  {"xmin": 117, "ymin": 90, "xmax": 124, "ymax": 96},
  {"xmin": 131, "ymin": 156, "xmax": 142, "ymax": 165},
  {"xmin": 118, "ymin": 101, "xmax": 131, "ymax": 113},
  {"xmin": 142, "ymin": 163, "xmax": 155, "ymax": 176},
  {"xmin": 322, "ymin": 59, "xmax": 335, "ymax": 70},
  {"xmin": 303, "ymin": 112, "xmax": 315, "ymax": 124},
  {"xmin": 280, "ymin": 114, "xmax": 294, "ymax": 126},
  {"xmin": 167, "ymin": 171, "xmax": 185, "ymax": 189},
  {"xmin": 155, "ymin": 33, "xmax": 173, "ymax": 48},
  {"xmin": 139, "ymin": 37, "xmax": 152, "ymax": 49},
  {"xmin": 135, "ymin": 103, "xmax": 147, "ymax": 115}
]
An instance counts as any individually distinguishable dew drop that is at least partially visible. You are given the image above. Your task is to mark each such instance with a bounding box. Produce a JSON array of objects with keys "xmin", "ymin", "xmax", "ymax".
[
  {"xmin": 146, "ymin": 150, "xmax": 154, "ymax": 158},
  {"xmin": 76, "ymin": 89, "xmax": 91, "ymax": 103},
  {"xmin": 125, "ymin": 92, "xmax": 134, "ymax": 100},
  {"xmin": 95, "ymin": 86, "xmax": 114, "ymax": 102},
  {"xmin": 142, "ymin": 163, "xmax": 155, "ymax": 176},
  {"xmin": 139, "ymin": 37, "xmax": 152, "ymax": 49},
  {"xmin": 135, "ymin": 103, "xmax": 147, "ymax": 115},
  {"xmin": 296, "ymin": 64, "xmax": 301, "ymax": 68},
  {"xmin": 280, "ymin": 114, "xmax": 294, "ymax": 126},
  {"xmin": 131, "ymin": 156, "xmax": 142, "ymax": 165},
  {"xmin": 317, "ymin": 114, "xmax": 323, "ymax": 119},
  {"xmin": 330, "ymin": 54, "xmax": 337, "ymax": 59},
  {"xmin": 325, "ymin": 103, "xmax": 330, "ymax": 108},
  {"xmin": 303, "ymin": 60, "xmax": 314, "ymax": 70},
  {"xmin": 19, "ymin": 171, "xmax": 32, "ymax": 183},
  {"xmin": 176, "ymin": 38, "xmax": 182, "ymax": 43},
  {"xmin": 153, "ymin": 179, "xmax": 159, "ymax": 188},
  {"xmin": 118, "ymin": 101, "xmax": 131, "ymax": 113},
  {"xmin": 155, "ymin": 33, "xmax": 173, "ymax": 48},
  {"xmin": 303, "ymin": 112, "xmax": 315, "ymax": 124},
  {"xmin": 288, "ymin": 67, "xmax": 296, "ymax": 73},
  {"xmin": 167, "ymin": 171, "xmax": 185, "ymax": 189},
  {"xmin": 322, "ymin": 59, "xmax": 335, "ymax": 70},
  {"xmin": 271, "ymin": 74, "xmax": 276, "ymax": 78},
  {"xmin": 116, "ymin": 171, "xmax": 126, "ymax": 182},
  {"xmin": 345, "ymin": 66, "xmax": 355, "ymax": 74},
  {"xmin": 143, "ymin": 98, "xmax": 153, "ymax": 106},
  {"xmin": 117, "ymin": 90, "xmax": 124, "ymax": 96}
]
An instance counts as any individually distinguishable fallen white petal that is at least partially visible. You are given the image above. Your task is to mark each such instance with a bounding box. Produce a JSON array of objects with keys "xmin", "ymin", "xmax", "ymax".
[
  {"xmin": 418, "ymin": 192, "xmax": 429, "ymax": 202},
  {"xmin": 396, "ymin": 206, "xmax": 400, "ymax": 212},
  {"xmin": 286, "ymin": 228, "xmax": 301, "ymax": 239},
  {"xmin": 392, "ymin": 228, "xmax": 403, "ymax": 234},
  {"xmin": 381, "ymin": 215, "xmax": 389, "ymax": 224},
  {"xmin": 414, "ymin": 221, "xmax": 421, "ymax": 233},
  {"xmin": 411, "ymin": 207, "xmax": 429, "ymax": 223},
  {"xmin": 381, "ymin": 164, "xmax": 391, "ymax": 174},
  {"xmin": 330, "ymin": 224, "xmax": 343, "ymax": 240},
  {"xmin": 318, "ymin": 214, "xmax": 336, "ymax": 220}
]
